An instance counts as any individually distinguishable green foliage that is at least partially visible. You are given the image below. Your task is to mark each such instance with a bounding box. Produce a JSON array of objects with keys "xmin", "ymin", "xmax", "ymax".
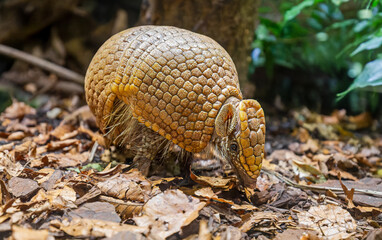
[
  {"xmin": 338, "ymin": 59, "xmax": 382, "ymax": 99},
  {"xmin": 252, "ymin": 0, "xmax": 382, "ymax": 110},
  {"xmin": 67, "ymin": 162, "xmax": 119, "ymax": 173},
  {"xmin": 283, "ymin": 0, "xmax": 319, "ymax": 22},
  {"xmin": 351, "ymin": 35, "xmax": 382, "ymax": 56}
]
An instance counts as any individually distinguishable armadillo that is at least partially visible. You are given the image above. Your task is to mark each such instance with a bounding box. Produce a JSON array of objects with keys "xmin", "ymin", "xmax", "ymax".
[{"xmin": 85, "ymin": 25, "xmax": 265, "ymax": 188}]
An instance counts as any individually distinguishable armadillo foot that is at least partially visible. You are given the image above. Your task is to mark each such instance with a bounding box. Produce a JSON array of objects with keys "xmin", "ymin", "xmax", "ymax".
[
  {"xmin": 176, "ymin": 151, "xmax": 193, "ymax": 184},
  {"xmin": 132, "ymin": 155, "xmax": 153, "ymax": 176},
  {"xmin": 131, "ymin": 129, "xmax": 160, "ymax": 176}
]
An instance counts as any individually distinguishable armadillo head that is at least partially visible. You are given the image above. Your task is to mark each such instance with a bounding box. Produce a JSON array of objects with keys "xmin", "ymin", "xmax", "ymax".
[{"xmin": 215, "ymin": 99, "xmax": 265, "ymax": 189}]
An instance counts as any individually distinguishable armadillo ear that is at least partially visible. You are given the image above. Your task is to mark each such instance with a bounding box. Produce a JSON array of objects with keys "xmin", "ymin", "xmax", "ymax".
[{"xmin": 215, "ymin": 103, "xmax": 238, "ymax": 137}]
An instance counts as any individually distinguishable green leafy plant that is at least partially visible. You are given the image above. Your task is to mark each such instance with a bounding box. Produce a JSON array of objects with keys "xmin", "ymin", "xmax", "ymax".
[
  {"xmin": 337, "ymin": 59, "xmax": 382, "ymax": 98},
  {"xmin": 252, "ymin": 0, "xmax": 382, "ymax": 111}
]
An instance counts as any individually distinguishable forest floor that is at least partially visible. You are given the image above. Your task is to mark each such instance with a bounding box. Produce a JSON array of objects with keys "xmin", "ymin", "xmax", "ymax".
[{"xmin": 0, "ymin": 98, "xmax": 381, "ymax": 240}]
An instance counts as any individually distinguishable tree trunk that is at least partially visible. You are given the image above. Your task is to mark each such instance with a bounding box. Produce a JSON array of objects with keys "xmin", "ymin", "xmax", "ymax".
[{"xmin": 138, "ymin": 0, "xmax": 260, "ymax": 98}]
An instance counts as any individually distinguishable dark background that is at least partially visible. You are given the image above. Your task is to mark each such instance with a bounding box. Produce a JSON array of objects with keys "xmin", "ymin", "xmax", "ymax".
[{"xmin": 0, "ymin": 0, "xmax": 381, "ymax": 118}]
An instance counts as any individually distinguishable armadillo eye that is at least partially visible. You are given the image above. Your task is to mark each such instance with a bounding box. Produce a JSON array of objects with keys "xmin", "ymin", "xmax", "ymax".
[{"xmin": 229, "ymin": 142, "xmax": 238, "ymax": 152}]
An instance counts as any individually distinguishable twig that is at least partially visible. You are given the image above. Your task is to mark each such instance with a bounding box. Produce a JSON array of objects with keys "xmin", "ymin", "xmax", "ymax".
[
  {"xmin": 99, "ymin": 195, "xmax": 144, "ymax": 206},
  {"xmin": 75, "ymin": 186, "xmax": 102, "ymax": 205},
  {"xmin": 88, "ymin": 141, "xmax": 99, "ymax": 163},
  {"xmin": 263, "ymin": 168, "xmax": 382, "ymax": 198},
  {"xmin": 0, "ymin": 44, "xmax": 84, "ymax": 84}
]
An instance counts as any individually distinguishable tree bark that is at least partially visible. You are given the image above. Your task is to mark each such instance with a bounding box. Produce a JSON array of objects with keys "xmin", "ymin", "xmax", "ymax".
[{"xmin": 138, "ymin": 0, "xmax": 260, "ymax": 98}]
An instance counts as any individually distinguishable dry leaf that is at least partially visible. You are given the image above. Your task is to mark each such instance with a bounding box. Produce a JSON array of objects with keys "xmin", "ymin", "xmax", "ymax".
[
  {"xmin": 0, "ymin": 151, "xmax": 23, "ymax": 177},
  {"xmin": 194, "ymin": 187, "xmax": 239, "ymax": 206},
  {"xmin": 46, "ymin": 139, "xmax": 80, "ymax": 151},
  {"xmin": 78, "ymin": 125, "xmax": 106, "ymax": 146},
  {"xmin": 96, "ymin": 169, "xmax": 151, "ymax": 203},
  {"xmin": 297, "ymin": 204, "xmax": 356, "ymax": 240},
  {"xmin": 239, "ymin": 212, "xmax": 279, "ymax": 232},
  {"xmin": 303, "ymin": 123, "xmax": 338, "ymax": 140},
  {"xmin": 0, "ymin": 142, "xmax": 14, "ymax": 152},
  {"xmin": 30, "ymin": 152, "xmax": 89, "ymax": 168},
  {"xmin": 31, "ymin": 186, "xmax": 77, "ymax": 209},
  {"xmin": 35, "ymin": 168, "xmax": 56, "ymax": 184},
  {"xmin": 300, "ymin": 138, "xmax": 319, "ymax": 153},
  {"xmin": 68, "ymin": 202, "xmax": 121, "ymax": 222},
  {"xmin": 338, "ymin": 173, "xmax": 355, "ymax": 208},
  {"xmin": 328, "ymin": 169, "xmax": 358, "ymax": 181},
  {"xmin": 190, "ymin": 171, "xmax": 236, "ymax": 189},
  {"xmin": 292, "ymin": 158, "xmax": 325, "ymax": 182},
  {"xmin": 346, "ymin": 112, "xmax": 373, "ymax": 130},
  {"xmin": 11, "ymin": 225, "xmax": 50, "ymax": 240},
  {"xmin": 7, "ymin": 131, "xmax": 26, "ymax": 141},
  {"xmin": 294, "ymin": 127, "xmax": 310, "ymax": 143},
  {"xmin": 269, "ymin": 149, "xmax": 303, "ymax": 165},
  {"xmin": 52, "ymin": 218, "xmax": 146, "ymax": 238},
  {"xmin": 354, "ymin": 206, "xmax": 382, "ymax": 218},
  {"xmin": 2, "ymin": 101, "xmax": 36, "ymax": 119},
  {"xmin": 133, "ymin": 189, "xmax": 206, "ymax": 239},
  {"xmin": 194, "ymin": 187, "xmax": 218, "ymax": 199},
  {"xmin": 50, "ymin": 124, "xmax": 75, "ymax": 140}
]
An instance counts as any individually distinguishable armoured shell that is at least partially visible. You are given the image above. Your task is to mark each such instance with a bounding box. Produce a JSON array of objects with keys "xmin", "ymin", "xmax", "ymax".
[{"xmin": 85, "ymin": 25, "xmax": 265, "ymax": 186}]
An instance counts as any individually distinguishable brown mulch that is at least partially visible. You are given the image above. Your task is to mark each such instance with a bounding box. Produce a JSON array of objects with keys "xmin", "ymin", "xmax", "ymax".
[{"xmin": 0, "ymin": 100, "xmax": 381, "ymax": 240}]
